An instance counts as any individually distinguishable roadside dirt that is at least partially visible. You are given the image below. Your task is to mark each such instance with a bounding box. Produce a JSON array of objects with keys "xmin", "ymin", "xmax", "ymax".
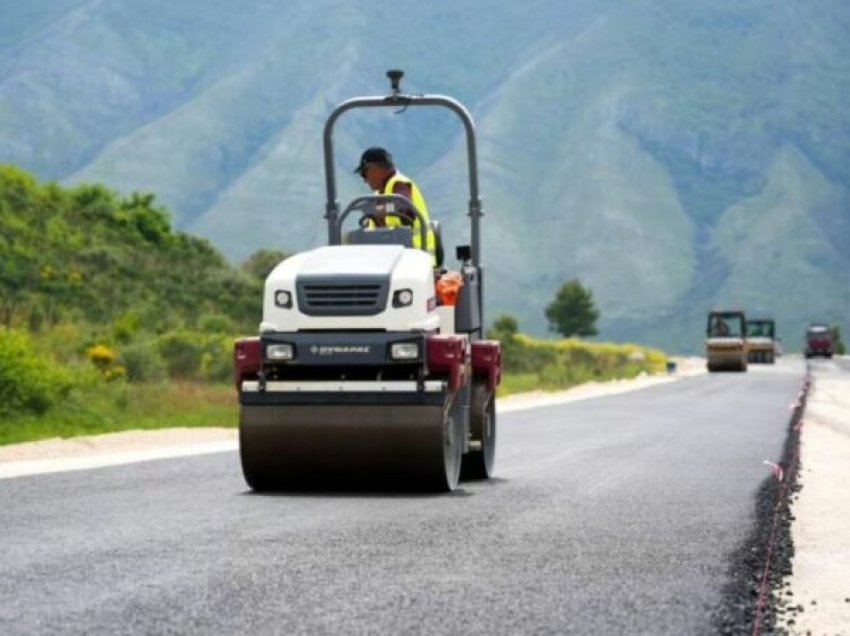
[
  {"xmin": 0, "ymin": 428, "xmax": 237, "ymax": 479},
  {"xmin": 777, "ymin": 360, "xmax": 850, "ymax": 634}
]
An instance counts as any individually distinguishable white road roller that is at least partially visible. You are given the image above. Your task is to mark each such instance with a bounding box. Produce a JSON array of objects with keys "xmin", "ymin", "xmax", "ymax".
[{"xmin": 233, "ymin": 71, "xmax": 502, "ymax": 491}]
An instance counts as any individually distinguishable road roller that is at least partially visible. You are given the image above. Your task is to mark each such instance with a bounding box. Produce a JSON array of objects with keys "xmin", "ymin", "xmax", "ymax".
[
  {"xmin": 233, "ymin": 71, "xmax": 502, "ymax": 492},
  {"xmin": 705, "ymin": 309, "xmax": 748, "ymax": 372},
  {"xmin": 746, "ymin": 318, "xmax": 777, "ymax": 364}
]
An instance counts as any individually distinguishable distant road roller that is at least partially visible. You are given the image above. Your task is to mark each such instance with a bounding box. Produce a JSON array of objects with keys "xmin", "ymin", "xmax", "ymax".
[
  {"xmin": 233, "ymin": 71, "xmax": 502, "ymax": 492},
  {"xmin": 705, "ymin": 309, "xmax": 748, "ymax": 372},
  {"xmin": 746, "ymin": 318, "xmax": 776, "ymax": 364}
]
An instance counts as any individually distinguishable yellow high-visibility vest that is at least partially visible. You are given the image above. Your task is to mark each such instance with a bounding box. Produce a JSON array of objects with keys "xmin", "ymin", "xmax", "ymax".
[{"xmin": 380, "ymin": 172, "xmax": 436, "ymax": 263}]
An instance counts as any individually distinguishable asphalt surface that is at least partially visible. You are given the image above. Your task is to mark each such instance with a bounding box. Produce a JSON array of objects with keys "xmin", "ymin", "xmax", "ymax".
[{"xmin": 0, "ymin": 360, "xmax": 806, "ymax": 635}]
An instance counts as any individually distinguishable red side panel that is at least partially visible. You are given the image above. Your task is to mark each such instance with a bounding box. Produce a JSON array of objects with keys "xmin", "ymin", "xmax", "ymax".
[
  {"xmin": 426, "ymin": 335, "xmax": 466, "ymax": 391},
  {"xmin": 234, "ymin": 337, "xmax": 261, "ymax": 390},
  {"xmin": 472, "ymin": 340, "xmax": 502, "ymax": 390}
]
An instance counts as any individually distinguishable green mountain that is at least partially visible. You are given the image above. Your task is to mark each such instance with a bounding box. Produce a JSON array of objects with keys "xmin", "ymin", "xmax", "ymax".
[{"xmin": 2, "ymin": 0, "xmax": 848, "ymax": 352}]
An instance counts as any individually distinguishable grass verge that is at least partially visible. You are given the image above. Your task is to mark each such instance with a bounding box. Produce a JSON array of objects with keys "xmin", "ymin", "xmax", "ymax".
[
  {"xmin": 497, "ymin": 334, "xmax": 667, "ymax": 397},
  {"xmin": 0, "ymin": 382, "xmax": 236, "ymax": 446}
]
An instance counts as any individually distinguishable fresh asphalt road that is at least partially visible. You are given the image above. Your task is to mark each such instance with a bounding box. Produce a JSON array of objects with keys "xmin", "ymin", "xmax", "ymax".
[{"xmin": 0, "ymin": 360, "xmax": 806, "ymax": 635}]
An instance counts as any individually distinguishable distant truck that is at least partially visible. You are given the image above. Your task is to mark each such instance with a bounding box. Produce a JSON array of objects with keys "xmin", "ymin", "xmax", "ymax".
[
  {"xmin": 746, "ymin": 318, "xmax": 776, "ymax": 364},
  {"xmin": 705, "ymin": 310, "xmax": 748, "ymax": 372},
  {"xmin": 804, "ymin": 324, "xmax": 834, "ymax": 359}
]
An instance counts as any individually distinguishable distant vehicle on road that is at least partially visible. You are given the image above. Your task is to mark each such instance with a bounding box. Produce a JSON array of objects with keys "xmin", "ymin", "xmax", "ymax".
[
  {"xmin": 746, "ymin": 318, "xmax": 776, "ymax": 364},
  {"xmin": 804, "ymin": 324, "xmax": 834, "ymax": 359},
  {"xmin": 705, "ymin": 310, "xmax": 748, "ymax": 372}
]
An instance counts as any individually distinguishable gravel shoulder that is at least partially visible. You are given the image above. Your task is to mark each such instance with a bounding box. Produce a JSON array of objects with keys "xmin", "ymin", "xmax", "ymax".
[{"xmin": 780, "ymin": 358, "xmax": 850, "ymax": 634}]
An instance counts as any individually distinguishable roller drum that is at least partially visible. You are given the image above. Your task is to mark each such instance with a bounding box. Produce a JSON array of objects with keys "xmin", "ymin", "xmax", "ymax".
[{"xmin": 240, "ymin": 400, "xmax": 462, "ymax": 492}]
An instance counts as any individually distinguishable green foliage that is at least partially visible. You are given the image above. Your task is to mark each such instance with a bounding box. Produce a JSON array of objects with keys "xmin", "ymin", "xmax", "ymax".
[
  {"xmin": 111, "ymin": 311, "xmax": 141, "ymax": 344},
  {"xmin": 0, "ymin": 327, "xmax": 73, "ymax": 417},
  {"xmin": 0, "ymin": 164, "xmax": 260, "ymax": 333},
  {"xmin": 486, "ymin": 313, "xmax": 525, "ymax": 369},
  {"xmin": 0, "ymin": 165, "xmax": 262, "ymax": 438},
  {"xmin": 496, "ymin": 332, "xmax": 667, "ymax": 396},
  {"xmin": 155, "ymin": 330, "xmax": 233, "ymax": 382},
  {"xmin": 487, "ymin": 314, "xmax": 519, "ymax": 340},
  {"xmin": 0, "ymin": 381, "xmax": 237, "ymax": 446},
  {"xmin": 118, "ymin": 341, "xmax": 168, "ymax": 383},
  {"xmin": 487, "ymin": 316, "xmax": 666, "ymax": 397},
  {"xmin": 830, "ymin": 324, "xmax": 846, "ymax": 355},
  {"xmin": 240, "ymin": 249, "xmax": 289, "ymax": 281},
  {"xmin": 545, "ymin": 279, "xmax": 600, "ymax": 338}
]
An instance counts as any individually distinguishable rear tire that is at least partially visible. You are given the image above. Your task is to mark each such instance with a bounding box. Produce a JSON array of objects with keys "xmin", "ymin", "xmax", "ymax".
[
  {"xmin": 461, "ymin": 379, "xmax": 496, "ymax": 480},
  {"xmin": 239, "ymin": 418, "xmax": 274, "ymax": 492},
  {"xmin": 440, "ymin": 395, "xmax": 464, "ymax": 491}
]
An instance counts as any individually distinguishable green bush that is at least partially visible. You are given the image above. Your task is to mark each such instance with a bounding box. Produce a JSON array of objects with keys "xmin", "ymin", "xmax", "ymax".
[
  {"xmin": 156, "ymin": 331, "xmax": 206, "ymax": 379},
  {"xmin": 486, "ymin": 313, "xmax": 523, "ymax": 370},
  {"xmin": 155, "ymin": 330, "xmax": 234, "ymax": 382},
  {"xmin": 495, "ymin": 333, "xmax": 667, "ymax": 396},
  {"xmin": 0, "ymin": 327, "xmax": 72, "ymax": 417},
  {"xmin": 199, "ymin": 335, "xmax": 234, "ymax": 383},
  {"xmin": 119, "ymin": 341, "xmax": 168, "ymax": 383},
  {"xmin": 111, "ymin": 311, "xmax": 141, "ymax": 344},
  {"xmin": 197, "ymin": 312, "xmax": 235, "ymax": 334}
]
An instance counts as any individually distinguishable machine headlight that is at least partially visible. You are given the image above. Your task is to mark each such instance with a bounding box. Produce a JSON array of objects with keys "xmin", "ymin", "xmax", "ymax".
[
  {"xmin": 392, "ymin": 289, "xmax": 414, "ymax": 308},
  {"xmin": 390, "ymin": 342, "xmax": 419, "ymax": 360},
  {"xmin": 266, "ymin": 343, "xmax": 295, "ymax": 361},
  {"xmin": 274, "ymin": 290, "xmax": 292, "ymax": 309}
]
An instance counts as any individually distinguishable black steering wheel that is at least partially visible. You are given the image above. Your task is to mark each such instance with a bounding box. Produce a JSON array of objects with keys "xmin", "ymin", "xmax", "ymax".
[
  {"xmin": 357, "ymin": 210, "xmax": 414, "ymax": 228},
  {"xmin": 338, "ymin": 195, "xmax": 429, "ymax": 248}
]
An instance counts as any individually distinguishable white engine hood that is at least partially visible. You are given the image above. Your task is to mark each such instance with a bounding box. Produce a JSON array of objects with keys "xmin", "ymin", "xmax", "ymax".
[{"xmin": 297, "ymin": 245, "xmax": 404, "ymax": 277}]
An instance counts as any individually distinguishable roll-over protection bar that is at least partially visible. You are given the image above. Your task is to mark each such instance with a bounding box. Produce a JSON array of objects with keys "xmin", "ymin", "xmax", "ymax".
[{"xmin": 322, "ymin": 78, "xmax": 483, "ymax": 268}]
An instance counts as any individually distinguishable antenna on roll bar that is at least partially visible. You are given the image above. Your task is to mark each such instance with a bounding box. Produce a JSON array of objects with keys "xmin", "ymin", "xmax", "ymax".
[{"xmin": 386, "ymin": 69, "xmax": 404, "ymax": 95}]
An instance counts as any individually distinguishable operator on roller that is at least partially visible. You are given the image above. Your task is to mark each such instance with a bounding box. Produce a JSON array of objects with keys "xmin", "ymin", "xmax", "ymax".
[{"xmin": 354, "ymin": 147, "xmax": 437, "ymax": 265}]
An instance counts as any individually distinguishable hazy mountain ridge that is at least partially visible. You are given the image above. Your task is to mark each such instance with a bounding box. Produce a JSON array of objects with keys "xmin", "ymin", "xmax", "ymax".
[{"xmin": 1, "ymin": 0, "xmax": 848, "ymax": 352}]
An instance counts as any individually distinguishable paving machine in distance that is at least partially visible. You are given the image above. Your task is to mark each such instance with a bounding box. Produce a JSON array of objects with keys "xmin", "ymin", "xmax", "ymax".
[
  {"xmin": 746, "ymin": 318, "xmax": 776, "ymax": 364},
  {"xmin": 705, "ymin": 309, "xmax": 748, "ymax": 372},
  {"xmin": 233, "ymin": 71, "xmax": 502, "ymax": 492}
]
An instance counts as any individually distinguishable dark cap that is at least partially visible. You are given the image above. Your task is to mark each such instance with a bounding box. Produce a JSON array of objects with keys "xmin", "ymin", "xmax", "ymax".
[{"xmin": 354, "ymin": 147, "xmax": 393, "ymax": 174}]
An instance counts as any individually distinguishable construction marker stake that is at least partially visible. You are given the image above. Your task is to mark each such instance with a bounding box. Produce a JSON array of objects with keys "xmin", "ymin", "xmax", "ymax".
[{"xmin": 762, "ymin": 460, "xmax": 784, "ymax": 482}]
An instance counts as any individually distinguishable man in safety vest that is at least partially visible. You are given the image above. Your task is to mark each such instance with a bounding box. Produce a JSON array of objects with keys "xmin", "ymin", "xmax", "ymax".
[{"xmin": 354, "ymin": 147, "xmax": 437, "ymax": 265}]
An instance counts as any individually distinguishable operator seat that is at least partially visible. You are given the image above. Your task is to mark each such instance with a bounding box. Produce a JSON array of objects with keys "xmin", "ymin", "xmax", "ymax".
[{"xmin": 346, "ymin": 220, "xmax": 444, "ymax": 269}]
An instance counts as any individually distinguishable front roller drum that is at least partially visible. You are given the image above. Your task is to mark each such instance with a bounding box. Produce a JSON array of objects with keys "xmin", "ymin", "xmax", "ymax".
[
  {"xmin": 707, "ymin": 354, "xmax": 748, "ymax": 372},
  {"xmin": 240, "ymin": 401, "xmax": 463, "ymax": 492}
]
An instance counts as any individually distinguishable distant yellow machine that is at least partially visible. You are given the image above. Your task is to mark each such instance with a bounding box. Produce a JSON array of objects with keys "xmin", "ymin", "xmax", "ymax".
[
  {"xmin": 705, "ymin": 310, "xmax": 748, "ymax": 372},
  {"xmin": 746, "ymin": 318, "xmax": 776, "ymax": 364}
]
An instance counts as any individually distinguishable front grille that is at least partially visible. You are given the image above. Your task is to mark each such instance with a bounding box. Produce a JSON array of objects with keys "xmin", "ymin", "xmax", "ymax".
[{"xmin": 297, "ymin": 277, "xmax": 389, "ymax": 316}]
